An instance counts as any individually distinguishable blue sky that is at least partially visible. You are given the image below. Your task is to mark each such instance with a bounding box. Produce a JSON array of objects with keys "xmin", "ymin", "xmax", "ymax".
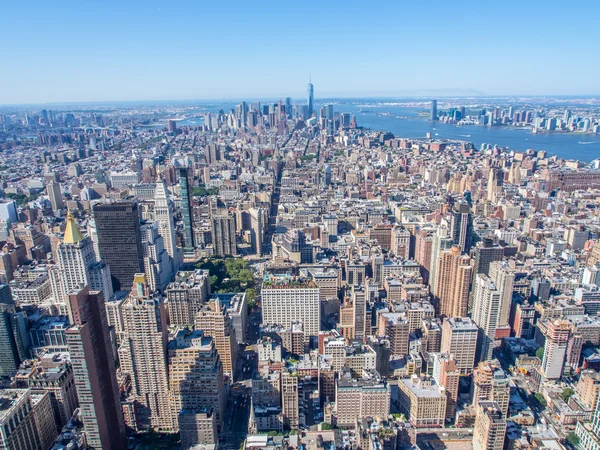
[{"xmin": 1, "ymin": 0, "xmax": 599, "ymax": 104}]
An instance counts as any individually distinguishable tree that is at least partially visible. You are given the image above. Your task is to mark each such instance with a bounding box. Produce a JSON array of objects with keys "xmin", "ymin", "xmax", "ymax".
[
  {"xmin": 561, "ymin": 388, "xmax": 574, "ymax": 402},
  {"xmin": 245, "ymin": 288, "xmax": 257, "ymax": 308},
  {"xmin": 566, "ymin": 432, "xmax": 580, "ymax": 446},
  {"xmin": 321, "ymin": 423, "xmax": 333, "ymax": 430},
  {"xmin": 536, "ymin": 347, "xmax": 544, "ymax": 359},
  {"xmin": 534, "ymin": 393, "xmax": 547, "ymax": 406},
  {"xmin": 209, "ymin": 275, "xmax": 219, "ymax": 288}
]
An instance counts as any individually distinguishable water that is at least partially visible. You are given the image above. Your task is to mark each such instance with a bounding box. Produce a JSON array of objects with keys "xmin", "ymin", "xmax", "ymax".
[
  {"xmin": 330, "ymin": 102, "xmax": 600, "ymax": 161},
  {"xmin": 167, "ymin": 100, "xmax": 600, "ymax": 161}
]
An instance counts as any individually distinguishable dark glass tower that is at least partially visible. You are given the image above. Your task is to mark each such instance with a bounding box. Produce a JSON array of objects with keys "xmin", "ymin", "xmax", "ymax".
[
  {"xmin": 93, "ymin": 201, "xmax": 144, "ymax": 291},
  {"xmin": 178, "ymin": 166, "xmax": 195, "ymax": 258}
]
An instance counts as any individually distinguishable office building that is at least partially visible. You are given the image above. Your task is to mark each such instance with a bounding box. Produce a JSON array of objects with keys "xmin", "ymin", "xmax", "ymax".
[
  {"xmin": 0, "ymin": 389, "xmax": 57, "ymax": 450},
  {"xmin": 140, "ymin": 220, "xmax": 173, "ymax": 291},
  {"xmin": 179, "ymin": 411, "xmax": 218, "ymax": 450},
  {"xmin": 540, "ymin": 319, "xmax": 572, "ymax": 380},
  {"xmin": 52, "ymin": 211, "xmax": 113, "ymax": 306},
  {"xmin": 93, "ymin": 201, "xmax": 144, "ymax": 291},
  {"xmin": 261, "ymin": 276, "xmax": 320, "ymax": 340},
  {"xmin": 379, "ymin": 313, "xmax": 410, "ymax": 357},
  {"xmin": 249, "ymin": 207, "xmax": 265, "ymax": 256},
  {"xmin": 336, "ymin": 369, "xmax": 390, "ymax": 428},
  {"xmin": 450, "ymin": 202, "xmax": 473, "ymax": 252},
  {"xmin": 432, "ymin": 353, "xmax": 460, "ymax": 420},
  {"xmin": 168, "ymin": 330, "xmax": 225, "ymax": 427},
  {"xmin": 307, "ymin": 79, "xmax": 314, "ymax": 117},
  {"xmin": 472, "ymin": 401, "xmax": 506, "ymax": 450},
  {"xmin": 211, "ymin": 214, "xmax": 238, "ymax": 256},
  {"xmin": 119, "ymin": 274, "xmax": 174, "ymax": 431},
  {"xmin": 165, "ymin": 269, "xmax": 210, "ymax": 327},
  {"xmin": 472, "ymin": 274, "xmax": 502, "ymax": 362},
  {"xmin": 177, "ymin": 166, "xmax": 196, "ymax": 258},
  {"xmin": 154, "ymin": 173, "xmax": 178, "ymax": 268},
  {"xmin": 194, "ymin": 298, "xmax": 238, "ymax": 375},
  {"xmin": 0, "ymin": 288, "xmax": 21, "ymax": 378},
  {"xmin": 398, "ymin": 375, "xmax": 447, "ymax": 428},
  {"xmin": 441, "ymin": 317, "xmax": 478, "ymax": 375},
  {"xmin": 65, "ymin": 288, "xmax": 127, "ymax": 450},
  {"xmin": 47, "ymin": 181, "xmax": 64, "ymax": 213},
  {"xmin": 431, "ymin": 100, "xmax": 438, "ymax": 121},
  {"xmin": 488, "ymin": 260, "xmax": 514, "ymax": 328},
  {"xmin": 0, "ymin": 200, "xmax": 18, "ymax": 224},
  {"xmin": 428, "ymin": 224, "xmax": 453, "ymax": 295},
  {"xmin": 433, "ymin": 246, "xmax": 472, "ymax": 318}
]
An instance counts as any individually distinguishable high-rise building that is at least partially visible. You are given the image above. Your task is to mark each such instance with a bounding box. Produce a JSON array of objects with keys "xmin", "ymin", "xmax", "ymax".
[
  {"xmin": 168, "ymin": 329, "xmax": 225, "ymax": 428},
  {"xmin": 249, "ymin": 207, "xmax": 265, "ymax": 256},
  {"xmin": 441, "ymin": 317, "xmax": 478, "ymax": 375},
  {"xmin": 177, "ymin": 166, "xmax": 196, "ymax": 259},
  {"xmin": 211, "ymin": 214, "xmax": 238, "ymax": 256},
  {"xmin": 472, "ymin": 360, "xmax": 510, "ymax": 418},
  {"xmin": 472, "ymin": 274, "xmax": 502, "ymax": 362},
  {"xmin": 428, "ymin": 224, "xmax": 453, "ymax": 294},
  {"xmin": 261, "ymin": 276, "xmax": 320, "ymax": 340},
  {"xmin": 450, "ymin": 201, "xmax": 473, "ymax": 252},
  {"xmin": 307, "ymin": 79, "xmax": 314, "ymax": 118},
  {"xmin": 336, "ymin": 369, "xmax": 390, "ymax": 428},
  {"xmin": 140, "ymin": 220, "xmax": 172, "ymax": 291},
  {"xmin": 154, "ymin": 173, "xmax": 178, "ymax": 270},
  {"xmin": 398, "ymin": 375, "xmax": 447, "ymax": 428},
  {"xmin": 433, "ymin": 245, "xmax": 472, "ymax": 318},
  {"xmin": 431, "ymin": 100, "xmax": 438, "ymax": 121},
  {"xmin": 93, "ymin": 201, "xmax": 144, "ymax": 291},
  {"xmin": 281, "ymin": 370, "xmax": 299, "ymax": 430},
  {"xmin": 432, "ymin": 353, "xmax": 460, "ymax": 420},
  {"xmin": 540, "ymin": 319, "xmax": 572, "ymax": 380},
  {"xmin": 473, "ymin": 401, "xmax": 506, "ymax": 450},
  {"xmin": 0, "ymin": 286, "xmax": 21, "ymax": 377},
  {"xmin": 488, "ymin": 261, "xmax": 514, "ymax": 328},
  {"xmin": 0, "ymin": 389, "xmax": 57, "ymax": 450},
  {"xmin": 65, "ymin": 287, "xmax": 127, "ymax": 450},
  {"xmin": 118, "ymin": 274, "xmax": 174, "ymax": 431},
  {"xmin": 47, "ymin": 181, "xmax": 64, "ymax": 213},
  {"xmin": 165, "ymin": 269, "xmax": 210, "ymax": 327},
  {"xmin": 194, "ymin": 298, "xmax": 238, "ymax": 375},
  {"xmin": 52, "ymin": 211, "xmax": 113, "ymax": 307}
]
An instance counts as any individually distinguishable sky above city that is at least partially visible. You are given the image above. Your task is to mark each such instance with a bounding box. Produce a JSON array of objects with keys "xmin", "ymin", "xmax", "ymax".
[{"xmin": 1, "ymin": 0, "xmax": 599, "ymax": 104}]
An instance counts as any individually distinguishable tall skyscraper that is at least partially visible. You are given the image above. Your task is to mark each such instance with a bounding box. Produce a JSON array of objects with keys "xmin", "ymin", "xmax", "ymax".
[
  {"xmin": 431, "ymin": 100, "xmax": 438, "ymax": 121},
  {"xmin": 177, "ymin": 166, "xmax": 196, "ymax": 259},
  {"xmin": 93, "ymin": 201, "xmax": 144, "ymax": 291},
  {"xmin": 0, "ymin": 285, "xmax": 20, "ymax": 378},
  {"xmin": 119, "ymin": 274, "xmax": 174, "ymax": 431},
  {"xmin": 472, "ymin": 274, "xmax": 502, "ymax": 362},
  {"xmin": 441, "ymin": 317, "xmax": 478, "ymax": 375},
  {"xmin": 307, "ymin": 78, "xmax": 314, "ymax": 118},
  {"xmin": 47, "ymin": 180, "xmax": 64, "ymax": 213},
  {"xmin": 168, "ymin": 329, "xmax": 225, "ymax": 428},
  {"xmin": 154, "ymin": 172, "xmax": 178, "ymax": 270},
  {"xmin": 472, "ymin": 360, "xmax": 510, "ymax": 417},
  {"xmin": 450, "ymin": 201, "xmax": 473, "ymax": 252},
  {"xmin": 428, "ymin": 222, "xmax": 453, "ymax": 294},
  {"xmin": 282, "ymin": 370, "xmax": 299, "ymax": 429},
  {"xmin": 65, "ymin": 287, "xmax": 127, "ymax": 450},
  {"xmin": 140, "ymin": 220, "xmax": 172, "ymax": 292},
  {"xmin": 433, "ymin": 245, "xmax": 472, "ymax": 318},
  {"xmin": 488, "ymin": 261, "xmax": 514, "ymax": 328},
  {"xmin": 165, "ymin": 269, "xmax": 211, "ymax": 327},
  {"xmin": 249, "ymin": 207, "xmax": 264, "ymax": 256},
  {"xmin": 211, "ymin": 214, "xmax": 238, "ymax": 256},
  {"xmin": 52, "ymin": 211, "xmax": 113, "ymax": 306},
  {"xmin": 540, "ymin": 319, "xmax": 572, "ymax": 380}
]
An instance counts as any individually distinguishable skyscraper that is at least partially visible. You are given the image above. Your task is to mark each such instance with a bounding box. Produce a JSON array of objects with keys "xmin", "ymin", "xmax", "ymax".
[
  {"xmin": 433, "ymin": 245, "xmax": 472, "ymax": 318},
  {"xmin": 249, "ymin": 207, "xmax": 265, "ymax": 256},
  {"xmin": 119, "ymin": 274, "xmax": 174, "ymax": 431},
  {"xmin": 47, "ymin": 181, "xmax": 64, "ymax": 213},
  {"xmin": 472, "ymin": 274, "xmax": 502, "ymax": 362},
  {"xmin": 211, "ymin": 214, "xmax": 238, "ymax": 256},
  {"xmin": 168, "ymin": 329, "xmax": 225, "ymax": 428},
  {"xmin": 307, "ymin": 78, "xmax": 314, "ymax": 118},
  {"xmin": 154, "ymin": 172, "xmax": 178, "ymax": 270},
  {"xmin": 52, "ymin": 211, "xmax": 113, "ymax": 306},
  {"xmin": 441, "ymin": 317, "xmax": 478, "ymax": 375},
  {"xmin": 450, "ymin": 201, "xmax": 473, "ymax": 252},
  {"xmin": 0, "ymin": 285, "xmax": 20, "ymax": 378},
  {"xmin": 473, "ymin": 401, "xmax": 506, "ymax": 450},
  {"xmin": 431, "ymin": 100, "xmax": 438, "ymax": 121},
  {"xmin": 65, "ymin": 287, "xmax": 127, "ymax": 450},
  {"xmin": 429, "ymin": 223, "xmax": 453, "ymax": 294},
  {"xmin": 177, "ymin": 166, "xmax": 196, "ymax": 259},
  {"xmin": 93, "ymin": 201, "xmax": 144, "ymax": 291}
]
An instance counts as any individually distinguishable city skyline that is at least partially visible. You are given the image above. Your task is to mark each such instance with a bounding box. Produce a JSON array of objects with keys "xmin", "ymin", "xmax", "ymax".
[{"xmin": 2, "ymin": 0, "xmax": 600, "ymax": 104}]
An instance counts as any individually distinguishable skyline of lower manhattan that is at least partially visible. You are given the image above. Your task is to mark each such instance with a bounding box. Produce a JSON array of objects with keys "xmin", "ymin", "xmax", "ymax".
[{"xmin": 2, "ymin": 2, "xmax": 600, "ymax": 450}]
